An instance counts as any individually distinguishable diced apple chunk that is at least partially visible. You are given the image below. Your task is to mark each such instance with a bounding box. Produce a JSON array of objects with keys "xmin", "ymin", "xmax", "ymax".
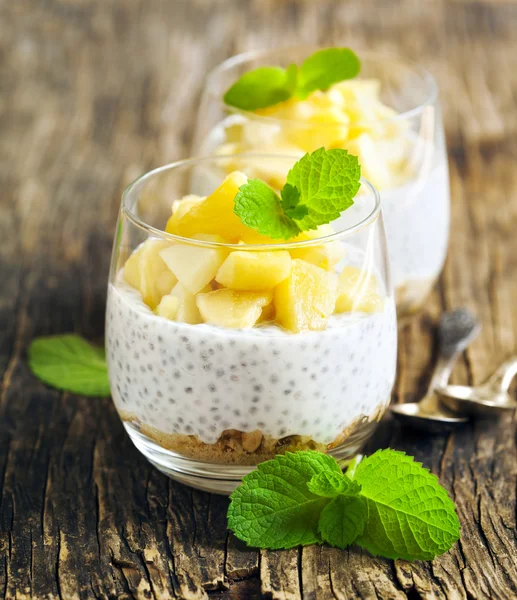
[
  {"xmin": 171, "ymin": 194, "xmax": 204, "ymax": 219},
  {"xmin": 123, "ymin": 239, "xmax": 177, "ymax": 309},
  {"xmin": 155, "ymin": 295, "xmax": 180, "ymax": 320},
  {"xmin": 258, "ymin": 302, "xmax": 276, "ymax": 324},
  {"xmin": 335, "ymin": 266, "xmax": 384, "ymax": 313},
  {"xmin": 160, "ymin": 234, "xmax": 227, "ymax": 294},
  {"xmin": 274, "ymin": 259, "xmax": 338, "ymax": 333},
  {"xmin": 196, "ymin": 289, "xmax": 273, "ymax": 329},
  {"xmin": 165, "ymin": 172, "xmax": 255, "ymax": 242},
  {"xmin": 167, "ymin": 282, "xmax": 210, "ymax": 324},
  {"xmin": 215, "ymin": 251, "xmax": 291, "ymax": 290}
]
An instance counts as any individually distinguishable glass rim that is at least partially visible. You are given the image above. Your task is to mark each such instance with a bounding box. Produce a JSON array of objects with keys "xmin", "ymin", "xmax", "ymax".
[
  {"xmin": 121, "ymin": 153, "xmax": 381, "ymax": 250},
  {"xmin": 207, "ymin": 45, "xmax": 438, "ymax": 127}
]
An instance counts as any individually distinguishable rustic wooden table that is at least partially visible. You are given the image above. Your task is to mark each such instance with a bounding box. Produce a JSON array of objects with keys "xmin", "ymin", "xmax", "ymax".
[{"xmin": 2, "ymin": 0, "xmax": 517, "ymax": 598}]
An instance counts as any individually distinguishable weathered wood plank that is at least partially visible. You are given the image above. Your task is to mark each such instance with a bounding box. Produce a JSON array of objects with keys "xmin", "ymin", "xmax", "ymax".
[{"xmin": 1, "ymin": 0, "xmax": 517, "ymax": 598}]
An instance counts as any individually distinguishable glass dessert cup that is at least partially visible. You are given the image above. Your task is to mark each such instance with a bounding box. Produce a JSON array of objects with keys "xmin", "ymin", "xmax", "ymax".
[
  {"xmin": 106, "ymin": 155, "xmax": 397, "ymax": 494},
  {"xmin": 193, "ymin": 46, "xmax": 450, "ymax": 318}
]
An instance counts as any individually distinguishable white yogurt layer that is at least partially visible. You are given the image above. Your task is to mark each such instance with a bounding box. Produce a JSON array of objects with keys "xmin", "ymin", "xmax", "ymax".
[
  {"xmin": 106, "ymin": 282, "xmax": 397, "ymax": 446},
  {"xmin": 381, "ymin": 161, "xmax": 450, "ymax": 291}
]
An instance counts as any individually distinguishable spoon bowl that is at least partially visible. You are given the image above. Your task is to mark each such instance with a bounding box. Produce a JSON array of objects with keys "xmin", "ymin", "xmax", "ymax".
[
  {"xmin": 391, "ymin": 394, "xmax": 469, "ymax": 432},
  {"xmin": 391, "ymin": 308, "xmax": 481, "ymax": 431},
  {"xmin": 437, "ymin": 356, "xmax": 517, "ymax": 417},
  {"xmin": 438, "ymin": 385, "xmax": 517, "ymax": 416}
]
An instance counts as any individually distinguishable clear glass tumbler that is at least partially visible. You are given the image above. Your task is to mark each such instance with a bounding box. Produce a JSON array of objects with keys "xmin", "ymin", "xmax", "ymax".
[
  {"xmin": 193, "ymin": 46, "xmax": 450, "ymax": 317},
  {"xmin": 106, "ymin": 155, "xmax": 397, "ymax": 494}
]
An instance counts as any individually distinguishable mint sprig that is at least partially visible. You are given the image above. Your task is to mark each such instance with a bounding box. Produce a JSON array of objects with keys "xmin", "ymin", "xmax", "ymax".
[
  {"xmin": 227, "ymin": 449, "xmax": 460, "ymax": 561},
  {"xmin": 227, "ymin": 451, "xmax": 342, "ymax": 549},
  {"xmin": 224, "ymin": 48, "xmax": 360, "ymax": 111},
  {"xmin": 223, "ymin": 65, "xmax": 298, "ymax": 111},
  {"xmin": 233, "ymin": 148, "xmax": 360, "ymax": 240},
  {"xmin": 28, "ymin": 334, "xmax": 110, "ymax": 397},
  {"xmin": 354, "ymin": 450, "xmax": 461, "ymax": 561}
]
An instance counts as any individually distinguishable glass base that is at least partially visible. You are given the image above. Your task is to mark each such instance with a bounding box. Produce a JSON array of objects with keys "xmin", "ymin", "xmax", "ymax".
[{"xmin": 124, "ymin": 421, "xmax": 379, "ymax": 495}]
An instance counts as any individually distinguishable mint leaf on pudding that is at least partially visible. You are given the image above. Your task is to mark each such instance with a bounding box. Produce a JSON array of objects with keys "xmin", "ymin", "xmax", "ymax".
[
  {"xmin": 224, "ymin": 48, "xmax": 360, "ymax": 110},
  {"xmin": 318, "ymin": 495, "xmax": 367, "ymax": 549},
  {"xmin": 286, "ymin": 147, "xmax": 361, "ymax": 231},
  {"xmin": 223, "ymin": 65, "xmax": 298, "ymax": 111},
  {"xmin": 227, "ymin": 451, "xmax": 342, "ymax": 549},
  {"xmin": 233, "ymin": 148, "xmax": 361, "ymax": 240},
  {"xmin": 296, "ymin": 48, "xmax": 360, "ymax": 99},
  {"xmin": 307, "ymin": 471, "xmax": 361, "ymax": 498},
  {"xmin": 234, "ymin": 179, "xmax": 302, "ymax": 240},
  {"xmin": 28, "ymin": 334, "xmax": 110, "ymax": 397},
  {"xmin": 280, "ymin": 183, "xmax": 308, "ymax": 221},
  {"xmin": 353, "ymin": 449, "xmax": 461, "ymax": 561}
]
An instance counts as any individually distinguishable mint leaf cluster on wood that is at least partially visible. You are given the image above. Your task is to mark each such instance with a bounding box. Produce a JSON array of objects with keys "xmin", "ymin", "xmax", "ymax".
[
  {"xmin": 224, "ymin": 48, "xmax": 360, "ymax": 111},
  {"xmin": 227, "ymin": 451, "xmax": 342, "ymax": 549},
  {"xmin": 227, "ymin": 449, "xmax": 460, "ymax": 562}
]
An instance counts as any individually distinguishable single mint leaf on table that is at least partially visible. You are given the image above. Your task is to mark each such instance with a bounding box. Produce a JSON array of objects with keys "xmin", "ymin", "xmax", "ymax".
[
  {"xmin": 227, "ymin": 451, "xmax": 342, "ymax": 549},
  {"xmin": 318, "ymin": 495, "xmax": 367, "ymax": 549},
  {"xmin": 296, "ymin": 48, "xmax": 360, "ymax": 99},
  {"xmin": 28, "ymin": 334, "xmax": 110, "ymax": 397},
  {"xmin": 307, "ymin": 470, "xmax": 361, "ymax": 498},
  {"xmin": 286, "ymin": 147, "xmax": 361, "ymax": 231},
  {"xmin": 353, "ymin": 449, "xmax": 461, "ymax": 561},
  {"xmin": 234, "ymin": 179, "xmax": 301, "ymax": 240},
  {"xmin": 223, "ymin": 65, "xmax": 298, "ymax": 111}
]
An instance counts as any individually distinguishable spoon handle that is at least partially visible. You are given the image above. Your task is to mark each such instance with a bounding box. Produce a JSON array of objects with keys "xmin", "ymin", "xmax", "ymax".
[
  {"xmin": 430, "ymin": 309, "xmax": 482, "ymax": 390},
  {"xmin": 430, "ymin": 354, "xmax": 462, "ymax": 391},
  {"xmin": 487, "ymin": 356, "xmax": 517, "ymax": 392}
]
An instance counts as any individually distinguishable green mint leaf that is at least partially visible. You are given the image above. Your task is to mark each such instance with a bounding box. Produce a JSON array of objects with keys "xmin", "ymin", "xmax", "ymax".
[
  {"xmin": 234, "ymin": 179, "xmax": 301, "ymax": 240},
  {"xmin": 296, "ymin": 48, "xmax": 360, "ymax": 99},
  {"xmin": 280, "ymin": 183, "xmax": 308, "ymax": 220},
  {"xmin": 318, "ymin": 495, "xmax": 367, "ymax": 549},
  {"xmin": 346, "ymin": 454, "xmax": 363, "ymax": 479},
  {"xmin": 307, "ymin": 471, "xmax": 361, "ymax": 498},
  {"xmin": 227, "ymin": 451, "xmax": 342, "ymax": 549},
  {"xmin": 286, "ymin": 148, "xmax": 361, "ymax": 230},
  {"xmin": 354, "ymin": 449, "xmax": 461, "ymax": 561},
  {"xmin": 28, "ymin": 334, "xmax": 110, "ymax": 397},
  {"xmin": 223, "ymin": 65, "xmax": 297, "ymax": 111},
  {"xmin": 224, "ymin": 48, "xmax": 360, "ymax": 110}
]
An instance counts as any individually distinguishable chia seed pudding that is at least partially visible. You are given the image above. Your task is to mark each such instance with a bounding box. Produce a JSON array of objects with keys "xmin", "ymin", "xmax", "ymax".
[{"xmin": 106, "ymin": 280, "xmax": 397, "ymax": 465}]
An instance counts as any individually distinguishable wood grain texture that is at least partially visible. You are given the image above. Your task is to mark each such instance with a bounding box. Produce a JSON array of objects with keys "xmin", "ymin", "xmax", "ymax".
[{"xmin": 1, "ymin": 0, "xmax": 517, "ymax": 598}]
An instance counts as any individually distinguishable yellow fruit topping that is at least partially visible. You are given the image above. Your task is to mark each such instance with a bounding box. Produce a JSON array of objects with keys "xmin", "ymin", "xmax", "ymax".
[
  {"xmin": 171, "ymin": 194, "xmax": 204, "ymax": 220},
  {"xmin": 215, "ymin": 250, "xmax": 291, "ymax": 290},
  {"xmin": 258, "ymin": 302, "xmax": 276, "ymax": 324},
  {"xmin": 288, "ymin": 225, "xmax": 345, "ymax": 270},
  {"xmin": 166, "ymin": 282, "xmax": 211, "ymax": 325},
  {"xmin": 123, "ymin": 239, "xmax": 177, "ymax": 309},
  {"xmin": 217, "ymin": 78, "xmax": 410, "ymax": 191},
  {"xmin": 196, "ymin": 289, "xmax": 273, "ymax": 329},
  {"xmin": 166, "ymin": 172, "xmax": 261, "ymax": 242},
  {"xmin": 335, "ymin": 266, "xmax": 384, "ymax": 313},
  {"xmin": 274, "ymin": 259, "xmax": 338, "ymax": 333},
  {"xmin": 159, "ymin": 234, "xmax": 228, "ymax": 295},
  {"xmin": 155, "ymin": 295, "xmax": 180, "ymax": 320}
]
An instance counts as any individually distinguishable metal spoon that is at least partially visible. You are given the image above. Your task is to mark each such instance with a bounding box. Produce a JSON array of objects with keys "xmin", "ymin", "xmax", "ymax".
[
  {"xmin": 391, "ymin": 309, "xmax": 481, "ymax": 432},
  {"xmin": 437, "ymin": 356, "xmax": 517, "ymax": 417}
]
